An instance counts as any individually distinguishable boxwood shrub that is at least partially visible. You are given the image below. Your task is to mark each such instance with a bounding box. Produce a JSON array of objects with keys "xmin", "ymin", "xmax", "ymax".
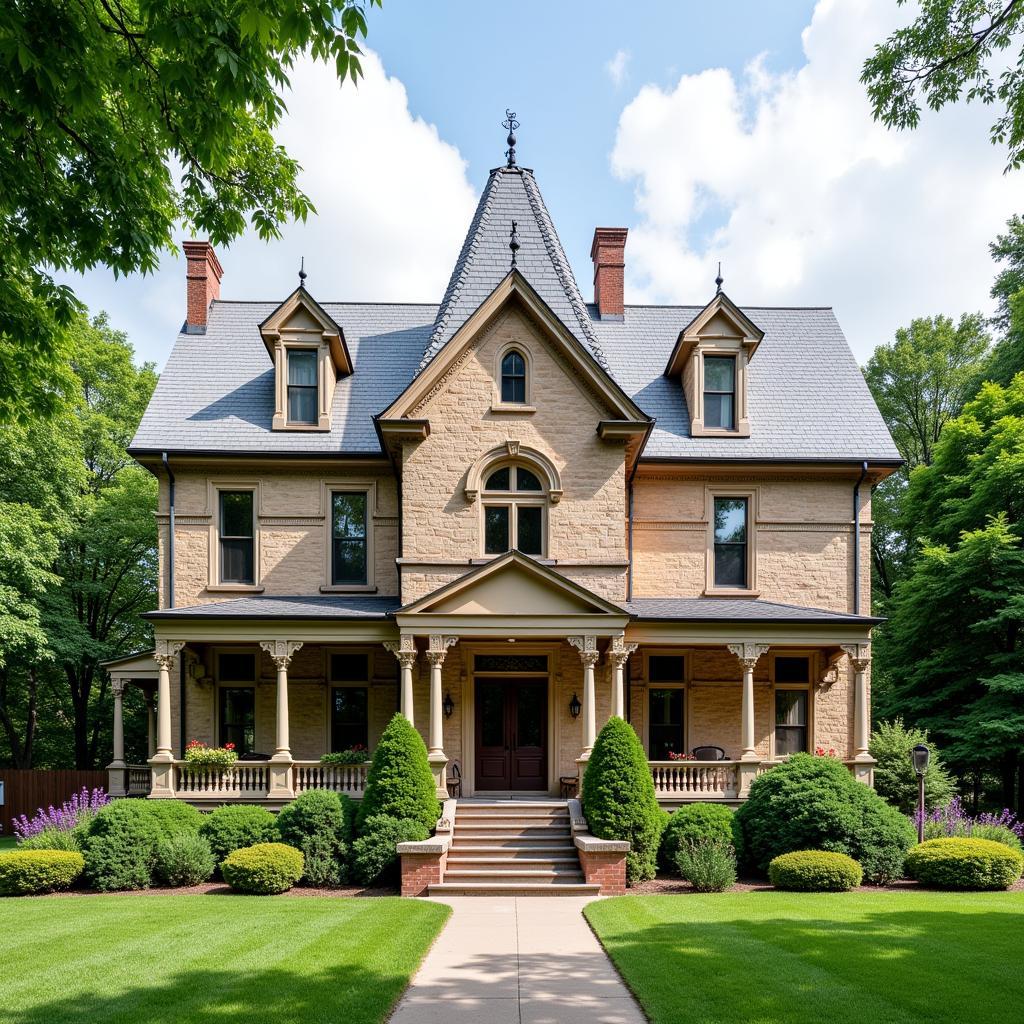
[
  {"xmin": 582, "ymin": 717, "xmax": 664, "ymax": 883},
  {"xmin": 199, "ymin": 804, "xmax": 279, "ymax": 864},
  {"xmin": 135, "ymin": 800, "xmax": 203, "ymax": 838},
  {"xmin": 733, "ymin": 754, "xmax": 915, "ymax": 882},
  {"xmin": 905, "ymin": 837, "xmax": 1024, "ymax": 891},
  {"xmin": 276, "ymin": 790, "xmax": 353, "ymax": 887},
  {"xmin": 0, "ymin": 850, "xmax": 85, "ymax": 895},
  {"xmin": 356, "ymin": 714, "xmax": 439, "ymax": 835},
  {"xmin": 768, "ymin": 850, "xmax": 863, "ymax": 892},
  {"xmin": 660, "ymin": 803, "xmax": 735, "ymax": 875},
  {"xmin": 81, "ymin": 800, "xmax": 162, "ymax": 891},
  {"xmin": 351, "ymin": 814, "xmax": 429, "ymax": 886},
  {"xmin": 221, "ymin": 842, "xmax": 304, "ymax": 894}
]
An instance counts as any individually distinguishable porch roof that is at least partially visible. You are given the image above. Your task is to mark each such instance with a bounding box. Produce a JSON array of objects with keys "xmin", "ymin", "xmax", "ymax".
[
  {"xmin": 625, "ymin": 597, "xmax": 881, "ymax": 626},
  {"xmin": 145, "ymin": 595, "xmax": 401, "ymax": 620}
]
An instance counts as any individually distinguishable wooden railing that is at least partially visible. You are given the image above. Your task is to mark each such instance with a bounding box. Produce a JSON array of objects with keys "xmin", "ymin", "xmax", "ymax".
[
  {"xmin": 293, "ymin": 761, "xmax": 370, "ymax": 798},
  {"xmin": 649, "ymin": 761, "xmax": 739, "ymax": 800},
  {"xmin": 173, "ymin": 761, "xmax": 269, "ymax": 797},
  {"xmin": 126, "ymin": 765, "xmax": 152, "ymax": 797}
]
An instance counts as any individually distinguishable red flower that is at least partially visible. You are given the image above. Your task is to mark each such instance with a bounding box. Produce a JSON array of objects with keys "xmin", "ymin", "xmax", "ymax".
[{"xmin": 224, "ymin": 742, "xmax": 235, "ymax": 751}]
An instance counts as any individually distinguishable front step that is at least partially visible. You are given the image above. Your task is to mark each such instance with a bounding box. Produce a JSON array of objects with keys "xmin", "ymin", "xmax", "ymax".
[
  {"xmin": 429, "ymin": 881, "xmax": 600, "ymax": 896},
  {"xmin": 447, "ymin": 855, "xmax": 580, "ymax": 865}
]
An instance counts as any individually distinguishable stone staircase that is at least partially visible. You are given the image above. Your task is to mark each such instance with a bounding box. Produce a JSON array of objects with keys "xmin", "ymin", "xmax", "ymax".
[{"xmin": 428, "ymin": 800, "xmax": 600, "ymax": 896}]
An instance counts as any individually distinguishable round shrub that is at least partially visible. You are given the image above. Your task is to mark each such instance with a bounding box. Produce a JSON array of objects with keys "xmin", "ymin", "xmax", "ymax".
[
  {"xmin": 135, "ymin": 800, "xmax": 203, "ymax": 838},
  {"xmin": 81, "ymin": 800, "xmax": 162, "ymax": 890},
  {"xmin": 905, "ymin": 837, "xmax": 1024, "ymax": 891},
  {"xmin": 276, "ymin": 790, "xmax": 353, "ymax": 887},
  {"xmin": 222, "ymin": 842, "xmax": 304, "ymax": 894},
  {"xmin": 356, "ymin": 714, "xmax": 439, "ymax": 835},
  {"xmin": 199, "ymin": 804, "xmax": 279, "ymax": 864},
  {"xmin": 733, "ymin": 754, "xmax": 915, "ymax": 882},
  {"xmin": 0, "ymin": 850, "xmax": 85, "ymax": 895},
  {"xmin": 351, "ymin": 815, "xmax": 429, "ymax": 886},
  {"xmin": 582, "ymin": 717, "xmax": 664, "ymax": 884},
  {"xmin": 768, "ymin": 850, "xmax": 863, "ymax": 892},
  {"xmin": 660, "ymin": 803, "xmax": 735, "ymax": 875},
  {"xmin": 155, "ymin": 833, "xmax": 216, "ymax": 886}
]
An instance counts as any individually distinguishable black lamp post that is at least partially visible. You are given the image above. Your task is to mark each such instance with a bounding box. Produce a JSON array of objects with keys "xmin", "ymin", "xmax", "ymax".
[
  {"xmin": 912, "ymin": 743, "xmax": 930, "ymax": 843},
  {"xmin": 569, "ymin": 692, "xmax": 581, "ymax": 719},
  {"xmin": 443, "ymin": 691, "xmax": 454, "ymax": 719}
]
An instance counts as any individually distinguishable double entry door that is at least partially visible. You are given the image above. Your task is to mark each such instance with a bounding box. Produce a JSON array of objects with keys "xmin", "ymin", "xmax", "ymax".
[{"xmin": 474, "ymin": 677, "xmax": 548, "ymax": 791}]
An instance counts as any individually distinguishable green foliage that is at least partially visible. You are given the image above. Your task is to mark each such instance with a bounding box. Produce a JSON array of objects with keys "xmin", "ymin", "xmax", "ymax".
[
  {"xmin": 582, "ymin": 718, "xmax": 664, "ymax": 883},
  {"xmin": 862, "ymin": 0, "xmax": 1024, "ymax": 171},
  {"xmin": 659, "ymin": 803, "xmax": 735, "ymax": 875},
  {"xmin": 986, "ymin": 217, "xmax": 1024, "ymax": 385},
  {"xmin": 276, "ymin": 790, "xmax": 353, "ymax": 887},
  {"xmin": 969, "ymin": 823, "xmax": 1023, "ymax": 850},
  {"xmin": 199, "ymin": 804, "xmax": 279, "ymax": 864},
  {"xmin": 733, "ymin": 754, "xmax": 915, "ymax": 882},
  {"xmin": 768, "ymin": 850, "xmax": 863, "ymax": 892},
  {"xmin": 675, "ymin": 839, "xmax": 737, "ymax": 892},
  {"xmin": 869, "ymin": 719, "xmax": 956, "ymax": 814},
  {"xmin": 16, "ymin": 824, "xmax": 88, "ymax": 852},
  {"xmin": 906, "ymin": 836, "xmax": 1024, "ymax": 890},
  {"xmin": 356, "ymin": 714, "xmax": 439, "ymax": 834},
  {"xmin": 221, "ymin": 842, "xmax": 304, "ymax": 895},
  {"xmin": 0, "ymin": 849, "xmax": 84, "ymax": 895},
  {"xmin": 350, "ymin": 814, "xmax": 428, "ymax": 886},
  {"xmin": 155, "ymin": 834, "xmax": 216, "ymax": 887},
  {"xmin": 0, "ymin": 0, "xmax": 380, "ymax": 420},
  {"xmin": 135, "ymin": 800, "xmax": 203, "ymax": 838},
  {"xmin": 81, "ymin": 801, "xmax": 160, "ymax": 890}
]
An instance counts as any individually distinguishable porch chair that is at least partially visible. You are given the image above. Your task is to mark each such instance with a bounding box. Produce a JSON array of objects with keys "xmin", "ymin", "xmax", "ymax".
[
  {"xmin": 691, "ymin": 745, "xmax": 727, "ymax": 761},
  {"xmin": 447, "ymin": 761, "xmax": 462, "ymax": 799}
]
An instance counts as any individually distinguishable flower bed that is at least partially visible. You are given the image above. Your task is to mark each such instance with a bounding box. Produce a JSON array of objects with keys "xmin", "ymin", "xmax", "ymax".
[{"xmin": 12, "ymin": 788, "xmax": 109, "ymax": 842}]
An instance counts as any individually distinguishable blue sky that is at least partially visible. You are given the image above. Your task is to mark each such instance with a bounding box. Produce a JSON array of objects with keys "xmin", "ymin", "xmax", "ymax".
[{"xmin": 64, "ymin": 1, "xmax": 1022, "ymax": 368}]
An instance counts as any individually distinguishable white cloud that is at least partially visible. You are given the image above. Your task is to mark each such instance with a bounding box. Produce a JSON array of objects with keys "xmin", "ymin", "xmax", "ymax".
[
  {"xmin": 606, "ymin": 49, "xmax": 631, "ymax": 88},
  {"xmin": 62, "ymin": 51, "xmax": 477, "ymax": 367},
  {"xmin": 610, "ymin": 0, "xmax": 1021, "ymax": 360}
]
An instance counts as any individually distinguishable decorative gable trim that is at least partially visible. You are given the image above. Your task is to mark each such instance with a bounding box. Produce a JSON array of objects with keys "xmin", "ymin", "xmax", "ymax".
[{"xmin": 664, "ymin": 291, "xmax": 764, "ymax": 378}]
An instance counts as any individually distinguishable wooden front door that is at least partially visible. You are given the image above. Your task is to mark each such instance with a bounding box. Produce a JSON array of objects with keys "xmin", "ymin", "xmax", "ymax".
[{"xmin": 474, "ymin": 678, "xmax": 548, "ymax": 791}]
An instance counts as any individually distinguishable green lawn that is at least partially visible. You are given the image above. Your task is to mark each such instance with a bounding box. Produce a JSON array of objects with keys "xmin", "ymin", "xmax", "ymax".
[
  {"xmin": 0, "ymin": 894, "xmax": 449, "ymax": 1024},
  {"xmin": 586, "ymin": 891, "xmax": 1024, "ymax": 1024},
  {"xmin": 0, "ymin": 836, "xmax": 17, "ymax": 850}
]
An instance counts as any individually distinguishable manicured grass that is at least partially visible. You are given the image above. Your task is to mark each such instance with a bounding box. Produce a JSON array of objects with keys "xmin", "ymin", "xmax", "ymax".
[
  {"xmin": 0, "ymin": 894, "xmax": 449, "ymax": 1024},
  {"xmin": 586, "ymin": 891, "xmax": 1024, "ymax": 1024},
  {"xmin": 0, "ymin": 836, "xmax": 17, "ymax": 850}
]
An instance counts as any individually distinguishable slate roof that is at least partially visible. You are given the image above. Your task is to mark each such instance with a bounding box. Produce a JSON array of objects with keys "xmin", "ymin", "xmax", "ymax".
[
  {"xmin": 625, "ymin": 597, "xmax": 881, "ymax": 625},
  {"xmin": 145, "ymin": 595, "xmax": 401, "ymax": 619}
]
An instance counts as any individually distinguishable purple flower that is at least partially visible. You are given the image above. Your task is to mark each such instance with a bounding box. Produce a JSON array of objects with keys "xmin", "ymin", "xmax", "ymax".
[
  {"xmin": 12, "ymin": 787, "xmax": 109, "ymax": 840},
  {"xmin": 913, "ymin": 796, "xmax": 1024, "ymax": 840}
]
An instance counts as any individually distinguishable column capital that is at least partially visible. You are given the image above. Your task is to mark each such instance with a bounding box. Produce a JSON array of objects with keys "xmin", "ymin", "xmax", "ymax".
[
  {"xmin": 111, "ymin": 678, "xmax": 128, "ymax": 698},
  {"xmin": 727, "ymin": 642, "xmax": 769, "ymax": 670},
  {"xmin": 426, "ymin": 635, "xmax": 458, "ymax": 666},
  {"xmin": 840, "ymin": 643, "xmax": 871, "ymax": 671},
  {"xmin": 259, "ymin": 639, "xmax": 303, "ymax": 668},
  {"xmin": 385, "ymin": 637, "xmax": 418, "ymax": 669},
  {"xmin": 608, "ymin": 637, "xmax": 638, "ymax": 667},
  {"xmin": 153, "ymin": 640, "xmax": 185, "ymax": 671},
  {"xmin": 569, "ymin": 635, "xmax": 600, "ymax": 666}
]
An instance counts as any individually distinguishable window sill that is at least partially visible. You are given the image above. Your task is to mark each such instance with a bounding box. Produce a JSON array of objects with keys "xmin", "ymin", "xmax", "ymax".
[
  {"xmin": 319, "ymin": 585, "xmax": 378, "ymax": 594},
  {"xmin": 273, "ymin": 423, "xmax": 331, "ymax": 432},
  {"xmin": 207, "ymin": 585, "xmax": 265, "ymax": 594},
  {"xmin": 702, "ymin": 588, "xmax": 760, "ymax": 599},
  {"xmin": 490, "ymin": 403, "xmax": 536, "ymax": 414}
]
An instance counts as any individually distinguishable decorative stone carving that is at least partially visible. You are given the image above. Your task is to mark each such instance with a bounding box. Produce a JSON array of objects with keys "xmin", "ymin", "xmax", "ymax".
[
  {"xmin": 840, "ymin": 643, "xmax": 871, "ymax": 672},
  {"xmin": 726, "ymin": 642, "xmax": 769, "ymax": 670},
  {"xmin": 259, "ymin": 640, "xmax": 304, "ymax": 668},
  {"xmin": 569, "ymin": 635, "xmax": 600, "ymax": 666},
  {"xmin": 152, "ymin": 639, "xmax": 185, "ymax": 671},
  {"xmin": 607, "ymin": 636, "xmax": 638, "ymax": 667},
  {"xmin": 385, "ymin": 636, "xmax": 418, "ymax": 668},
  {"xmin": 426, "ymin": 635, "xmax": 458, "ymax": 666}
]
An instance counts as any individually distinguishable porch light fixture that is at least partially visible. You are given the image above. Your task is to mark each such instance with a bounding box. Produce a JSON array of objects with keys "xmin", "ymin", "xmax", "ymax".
[
  {"xmin": 912, "ymin": 743, "xmax": 930, "ymax": 843},
  {"xmin": 443, "ymin": 691, "xmax": 455, "ymax": 719},
  {"xmin": 569, "ymin": 692, "xmax": 581, "ymax": 719}
]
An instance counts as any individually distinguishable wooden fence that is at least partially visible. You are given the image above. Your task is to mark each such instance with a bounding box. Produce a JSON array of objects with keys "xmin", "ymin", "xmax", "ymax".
[{"xmin": 0, "ymin": 769, "xmax": 108, "ymax": 836}]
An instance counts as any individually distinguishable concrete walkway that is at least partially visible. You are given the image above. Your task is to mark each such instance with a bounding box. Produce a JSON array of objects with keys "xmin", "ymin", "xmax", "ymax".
[{"xmin": 389, "ymin": 896, "xmax": 646, "ymax": 1024}]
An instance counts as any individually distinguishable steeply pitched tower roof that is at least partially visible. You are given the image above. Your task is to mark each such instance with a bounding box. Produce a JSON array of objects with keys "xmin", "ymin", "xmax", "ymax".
[{"xmin": 420, "ymin": 166, "xmax": 608, "ymax": 371}]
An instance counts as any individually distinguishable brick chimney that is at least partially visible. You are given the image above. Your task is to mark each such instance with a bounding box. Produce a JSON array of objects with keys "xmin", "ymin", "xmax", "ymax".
[
  {"xmin": 590, "ymin": 227, "xmax": 627, "ymax": 320},
  {"xmin": 183, "ymin": 240, "xmax": 223, "ymax": 332}
]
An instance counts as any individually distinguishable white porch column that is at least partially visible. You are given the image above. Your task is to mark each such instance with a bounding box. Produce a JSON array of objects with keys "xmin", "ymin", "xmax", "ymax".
[
  {"xmin": 260, "ymin": 640, "xmax": 303, "ymax": 800},
  {"xmin": 107, "ymin": 679, "xmax": 127, "ymax": 797},
  {"xmin": 145, "ymin": 692, "xmax": 156, "ymax": 758},
  {"xmin": 608, "ymin": 636, "xmax": 638, "ymax": 721},
  {"xmin": 426, "ymin": 635, "xmax": 457, "ymax": 798},
  {"xmin": 569, "ymin": 636, "xmax": 600, "ymax": 762},
  {"xmin": 728, "ymin": 642, "xmax": 768, "ymax": 798},
  {"xmin": 150, "ymin": 640, "xmax": 184, "ymax": 798},
  {"xmin": 842, "ymin": 643, "xmax": 874, "ymax": 784},
  {"xmin": 385, "ymin": 636, "xmax": 418, "ymax": 727}
]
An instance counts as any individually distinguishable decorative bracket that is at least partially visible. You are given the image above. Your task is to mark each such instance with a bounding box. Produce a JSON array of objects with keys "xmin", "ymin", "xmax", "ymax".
[
  {"xmin": 426, "ymin": 635, "xmax": 458, "ymax": 666},
  {"xmin": 259, "ymin": 640, "xmax": 304, "ymax": 669},
  {"xmin": 385, "ymin": 635, "xmax": 418, "ymax": 669},
  {"xmin": 569, "ymin": 635, "xmax": 600, "ymax": 667},
  {"xmin": 726, "ymin": 642, "xmax": 769, "ymax": 671},
  {"xmin": 607, "ymin": 636, "xmax": 638, "ymax": 667},
  {"xmin": 153, "ymin": 639, "xmax": 186, "ymax": 671},
  {"xmin": 840, "ymin": 643, "xmax": 871, "ymax": 673}
]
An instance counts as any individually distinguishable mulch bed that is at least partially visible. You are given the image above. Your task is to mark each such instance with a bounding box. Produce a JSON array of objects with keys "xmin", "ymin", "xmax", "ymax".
[{"xmin": 627, "ymin": 873, "xmax": 1024, "ymax": 894}]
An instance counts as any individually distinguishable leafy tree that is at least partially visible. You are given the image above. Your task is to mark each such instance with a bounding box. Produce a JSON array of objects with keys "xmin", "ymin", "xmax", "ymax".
[
  {"xmin": 869, "ymin": 718, "xmax": 957, "ymax": 813},
  {"xmin": 863, "ymin": 0, "xmax": 1024, "ymax": 171},
  {"xmin": 986, "ymin": 216, "xmax": 1024, "ymax": 384},
  {"xmin": 0, "ymin": 0, "xmax": 380, "ymax": 422}
]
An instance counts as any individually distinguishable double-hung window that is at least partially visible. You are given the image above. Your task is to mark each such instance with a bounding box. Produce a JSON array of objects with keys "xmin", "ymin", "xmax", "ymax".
[
  {"xmin": 500, "ymin": 350, "xmax": 527, "ymax": 404},
  {"xmin": 331, "ymin": 491, "xmax": 368, "ymax": 586},
  {"xmin": 219, "ymin": 490, "xmax": 254, "ymax": 585},
  {"xmin": 774, "ymin": 656, "xmax": 810, "ymax": 756},
  {"xmin": 287, "ymin": 349, "xmax": 318, "ymax": 425},
  {"xmin": 482, "ymin": 464, "xmax": 545, "ymax": 556},
  {"xmin": 218, "ymin": 653, "xmax": 257, "ymax": 754},
  {"xmin": 647, "ymin": 655, "xmax": 686, "ymax": 761},
  {"xmin": 703, "ymin": 356, "xmax": 736, "ymax": 430},
  {"xmin": 330, "ymin": 653, "xmax": 370, "ymax": 752},
  {"xmin": 713, "ymin": 496, "xmax": 748, "ymax": 589}
]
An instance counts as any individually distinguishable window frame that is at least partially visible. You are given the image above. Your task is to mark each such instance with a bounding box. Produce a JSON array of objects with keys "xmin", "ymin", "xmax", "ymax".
[
  {"xmin": 480, "ymin": 462, "xmax": 548, "ymax": 557},
  {"xmin": 321, "ymin": 481, "xmax": 377, "ymax": 592},
  {"xmin": 328, "ymin": 650, "xmax": 372, "ymax": 754},
  {"xmin": 286, "ymin": 347, "xmax": 320, "ymax": 426},
  {"xmin": 215, "ymin": 649, "xmax": 258, "ymax": 754},
  {"xmin": 208, "ymin": 482, "xmax": 262, "ymax": 592},
  {"xmin": 702, "ymin": 354, "xmax": 737, "ymax": 431},
  {"xmin": 500, "ymin": 349, "xmax": 528, "ymax": 405},
  {"xmin": 690, "ymin": 343, "xmax": 751, "ymax": 438},
  {"xmin": 704, "ymin": 486, "xmax": 758, "ymax": 596},
  {"xmin": 641, "ymin": 650, "xmax": 689, "ymax": 760},
  {"xmin": 491, "ymin": 343, "xmax": 535, "ymax": 412},
  {"xmin": 770, "ymin": 651, "xmax": 815, "ymax": 760}
]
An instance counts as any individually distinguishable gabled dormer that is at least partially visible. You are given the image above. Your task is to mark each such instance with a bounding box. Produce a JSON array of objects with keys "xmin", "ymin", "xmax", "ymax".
[
  {"xmin": 259, "ymin": 287, "xmax": 352, "ymax": 431},
  {"xmin": 664, "ymin": 291, "xmax": 763, "ymax": 438}
]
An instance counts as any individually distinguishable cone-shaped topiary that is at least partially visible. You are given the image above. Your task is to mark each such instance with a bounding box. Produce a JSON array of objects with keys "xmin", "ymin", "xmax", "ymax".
[
  {"xmin": 582, "ymin": 717, "xmax": 664, "ymax": 883},
  {"xmin": 356, "ymin": 713, "xmax": 440, "ymax": 834}
]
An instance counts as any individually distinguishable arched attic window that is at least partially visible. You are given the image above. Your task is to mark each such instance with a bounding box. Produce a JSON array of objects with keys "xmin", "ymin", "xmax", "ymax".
[
  {"xmin": 482, "ymin": 461, "xmax": 547, "ymax": 556},
  {"xmin": 500, "ymin": 349, "xmax": 527, "ymax": 404}
]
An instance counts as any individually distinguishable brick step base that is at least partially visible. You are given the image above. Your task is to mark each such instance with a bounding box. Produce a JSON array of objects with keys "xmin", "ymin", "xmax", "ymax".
[{"xmin": 428, "ymin": 882, "xmax": 601, "ymax": 896}]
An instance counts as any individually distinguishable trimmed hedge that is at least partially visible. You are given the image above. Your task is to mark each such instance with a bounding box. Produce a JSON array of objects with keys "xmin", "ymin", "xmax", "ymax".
[
  {"xmin": 733, "ymin": 754, "xmax": 915, "ymax": 882},
  {"xmin": 199, "ymin": 804, "xmax": 279, "ymax": 864},
  {"xmin": 0, "ymin": 850, "xmax": 84, "ymax": 895},
  {"xmin": 134, "ymin": 800, "xmax": 203, "ymax": 838},
  {"xmin": 582, "ymin": 717, "xmax": 664, "ymax": 883},
  {"xmin": 351, "ymin": 815, "xmax": 429, "ymax": 886},
  {"xmin": 905, "ymin": 837, "xmax": 1024, "ymax": 891},
  {"xmin": 660, "ymin": 803, "xmax": 735, "ymax": 876},
  {"xmin": 768, "ymin": 850, "xmax": 863, "ymax": 892},
  {"xmin": 81, "ymin": 801, "xmax": 162, "ymax": 891},
  {"xmin": 155, "ymin": 834, "xmax": 216, "ymax": 886},
  {"xmin": 356, "ymin": 714, "xmax": 439, "ymax": 835},
  {"xmin": 221, "ymin": 843, "xmax": 304, "ymax": 894},
  {"xmin": 276, "ymin": 790, "xmax": 353, "ymax": 887}
]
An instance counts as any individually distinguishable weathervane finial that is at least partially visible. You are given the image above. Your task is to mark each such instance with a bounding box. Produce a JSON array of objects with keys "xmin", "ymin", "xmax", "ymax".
[
  {"xmin": 502, "ymin": 109, "xmax": 520, "ymax": 168},
  {"xmin": 299, "ymin": 256, "xmax": 307, "ymax": 287},
  {"xmin": 715, "ymin": 261, "xmax": 723, "ymax": 295},
  {"xmin": 509, "ymin": 220, "xmax": 520, "ymax": 269}
]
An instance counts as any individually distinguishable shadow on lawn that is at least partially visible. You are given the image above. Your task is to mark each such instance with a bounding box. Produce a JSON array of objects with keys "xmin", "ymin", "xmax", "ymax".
[{"xmin": 592, "ymin": 903, "xmax": 1024, "ymax": 1024}]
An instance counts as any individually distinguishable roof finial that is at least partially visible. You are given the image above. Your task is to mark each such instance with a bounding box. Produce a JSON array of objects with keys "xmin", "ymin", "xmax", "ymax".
[
  {"xmin": 714, "ymin": 261, "xmax": 723, "ymax": 295},
  {"xmin": 299, "ymin": 256, "xmax": 307, "ymax": 287},
  {"xmin": 502, "ymin": 109, "xmax": 520, "ymax": 168},
  {"xmin": 509, "ymin": 220, "xmax": 520, "ymax": 269}
]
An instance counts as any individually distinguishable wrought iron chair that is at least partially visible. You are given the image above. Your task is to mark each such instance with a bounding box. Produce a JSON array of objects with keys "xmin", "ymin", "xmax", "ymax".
[
  {"xmin": 446, "ymin": 761, "xmax": 462, "ymax": 799},
  {"xmin": 239, "ymin": 751, "xmax": 271, "ymax": 761},
  {"xmin": 691, "ymin": 745, "xmax": 727, "ymax": 761}
]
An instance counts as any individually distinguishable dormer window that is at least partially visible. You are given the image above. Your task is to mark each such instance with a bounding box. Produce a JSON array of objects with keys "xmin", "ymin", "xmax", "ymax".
[
  {"xmin": 703, "ymin": 356, "xmax": 736, "ymax": 431},
  {"xmin": 501, "ymin": 350, "xmax": 527, "ymax": 404},
  {"xmin": 287, "ymin": 349, "xmax": 318, "ymax": 425}
]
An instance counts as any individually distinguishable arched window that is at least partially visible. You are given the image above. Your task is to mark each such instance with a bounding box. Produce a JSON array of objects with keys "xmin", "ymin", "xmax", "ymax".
[
  {"xmin": 482, "ymin": 462, "xmax": 547, "ymax": 556},
  {"xmin": 500, "ymin": 350, "xmax": 527, "ymax": 404}
]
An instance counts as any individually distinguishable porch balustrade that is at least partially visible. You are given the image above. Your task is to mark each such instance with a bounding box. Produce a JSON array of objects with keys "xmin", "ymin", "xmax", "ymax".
[
  {"xmin": 174, "ymin": 761, "xmax": 270, "ymax": 797},
  {"xmin": 649, "ymin": 760, "xmax": 740, "ymax": 799},
  {"xmin": 126, "ymin": 765, "xmax": 152, "ymax": 797},
  {"xmin": 293, "ymin": 761, "xmax": 370, "ymax": 797}
]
